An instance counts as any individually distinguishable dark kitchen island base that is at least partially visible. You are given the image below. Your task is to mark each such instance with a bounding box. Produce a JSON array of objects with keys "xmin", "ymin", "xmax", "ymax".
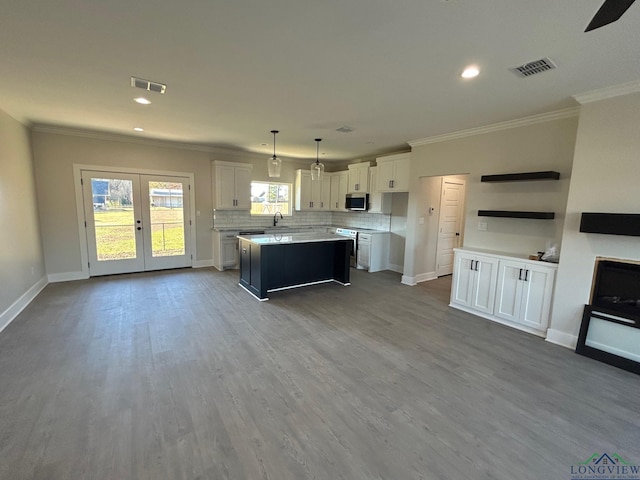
[{"xmin": 238, "ymin": 236, "xmax": 351, "ymax": 301}]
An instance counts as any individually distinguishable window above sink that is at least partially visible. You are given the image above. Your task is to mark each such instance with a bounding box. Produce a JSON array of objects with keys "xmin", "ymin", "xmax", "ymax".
[{"xmin": 250, "ymin": 181, "xmax": 292, "ymax": 216}]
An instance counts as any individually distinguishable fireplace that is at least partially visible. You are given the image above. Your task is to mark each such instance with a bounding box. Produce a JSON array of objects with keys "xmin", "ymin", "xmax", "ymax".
[
  {"xmin": 591, "ymin": 259, "xmax": 640, "ymax": 318},
  {"xmin": 576, "ymin": 257, "xmax": 640, "ymax": 375}
]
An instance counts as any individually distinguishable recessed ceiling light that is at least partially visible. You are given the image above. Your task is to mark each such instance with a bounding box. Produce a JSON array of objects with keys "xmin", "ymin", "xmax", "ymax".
[
  {"xmin": 461, "ymin": 66, "xmax": 480, "ymax": 79},
  {"xmin": 133, "ymin": 127, "xmax": 144, "ymax": 132},
  {"xmin": 134, "ymin": 97, "xmax": 152, "ymax": 105}
]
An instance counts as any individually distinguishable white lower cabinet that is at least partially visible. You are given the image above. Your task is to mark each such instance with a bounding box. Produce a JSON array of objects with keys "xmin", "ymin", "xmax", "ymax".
[
  {"xmin": 494, "ymin": 260, "xmax": 555, "ymax": 332},
  {"xmin": 451, "ymin": 252, "xmax": 498, "ymax": 315},
  {"xmin": 213, "ymin": 230, "xmax": 239, "ymax": 271},
  {"xmin": 450, "ymin": 249, "xmax": 557, "ymax": 337}
]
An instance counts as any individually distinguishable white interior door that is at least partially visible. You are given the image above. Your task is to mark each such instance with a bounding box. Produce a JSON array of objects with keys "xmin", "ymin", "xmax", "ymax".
[
  {"xmin": 436, "ymin": 178, "xmax": 466, "ymax": 276},
  {"xmin": 82, "ymin": 170, "xmax": 191, "ymax": 276}
]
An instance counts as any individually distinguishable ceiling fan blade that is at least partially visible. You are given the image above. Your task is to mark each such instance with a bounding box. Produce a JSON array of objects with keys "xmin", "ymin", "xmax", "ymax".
[{"xmin": 585, "ymin": 0, "xmax": 636, "ymax": 31}]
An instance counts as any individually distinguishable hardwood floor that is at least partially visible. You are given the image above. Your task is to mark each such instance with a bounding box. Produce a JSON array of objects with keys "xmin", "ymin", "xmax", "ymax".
[{"xmin": 1, "ymin": 268, "xmax": 639, "ymax": 479}]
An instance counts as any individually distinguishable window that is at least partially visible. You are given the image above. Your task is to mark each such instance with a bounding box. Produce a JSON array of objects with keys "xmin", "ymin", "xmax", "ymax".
[{"xmin": 250, "ymin": 181, "xmax": 292, "ymax": 216}]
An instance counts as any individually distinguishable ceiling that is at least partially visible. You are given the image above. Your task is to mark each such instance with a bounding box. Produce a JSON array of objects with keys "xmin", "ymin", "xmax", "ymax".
[{"xmin": 1, "ymin": 0, "xmax": 639, "ymax": 161}]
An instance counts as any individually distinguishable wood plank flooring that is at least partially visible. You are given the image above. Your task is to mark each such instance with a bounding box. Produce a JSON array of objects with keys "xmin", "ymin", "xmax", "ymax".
[{"xmin": 1, "ymin": 268, "xmax": 639, "ymax": 479}]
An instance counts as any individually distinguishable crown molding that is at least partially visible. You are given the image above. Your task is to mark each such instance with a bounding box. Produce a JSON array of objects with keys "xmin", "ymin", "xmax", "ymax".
[
  {"xmin": 408, "ymin": 107, "xmax": 580, "ymax": 147},
  {"xmin": 31, "ymin": 124, "xmax": 292, "ymax": 162},
  {"xmin": 573, "ymin": 80, "xmax": 640, "ymax": 105}
]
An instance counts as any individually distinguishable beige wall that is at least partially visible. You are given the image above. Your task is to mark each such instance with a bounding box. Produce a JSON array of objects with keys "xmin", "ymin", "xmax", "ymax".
[
  {"xmin": 404, "ymin": 116, "xmax": 578, "ymax": 279},
  {"xmin": 30, "ymin": 130, "xmax": 312, "ymax": 277},
  {"xmin": 0, "ymin": 109, "xmax": 45, "ymax": 323},
  {"xmin": 548, "ymin": 92, "xmax": 640, "ymax": 347}
]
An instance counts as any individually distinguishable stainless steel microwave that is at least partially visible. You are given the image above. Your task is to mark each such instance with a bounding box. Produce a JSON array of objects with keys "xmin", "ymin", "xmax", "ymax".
[{"xmin": 345, "ymin": 193, "xmax": 369, "ymax": 211}]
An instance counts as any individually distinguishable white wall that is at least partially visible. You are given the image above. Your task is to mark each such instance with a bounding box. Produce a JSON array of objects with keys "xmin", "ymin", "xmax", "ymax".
[
  {"xmin": 548, "ymin": 92, "xmax": 640, "ymax": 348},
  {"xmin": 0, "ymin": 109, "xmax": 46, "ymax": 330},
  {"xmin": 404, "ymin": 116, "xmax": 578, "ymax": 280}
]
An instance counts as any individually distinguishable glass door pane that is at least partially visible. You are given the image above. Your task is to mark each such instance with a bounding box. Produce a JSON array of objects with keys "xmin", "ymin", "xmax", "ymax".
[
  {"xmin": 148, "ymin": 181, "xmax": 185, "ymax": 257},
  {"xmin": 92, "ymin": 178, "xmax": 137, "ymax": 260}
]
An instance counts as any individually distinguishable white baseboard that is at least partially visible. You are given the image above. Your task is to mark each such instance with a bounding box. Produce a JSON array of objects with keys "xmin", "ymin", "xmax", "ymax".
[
  {"xmin": 387, "ymin": 263, "xmax": 404, "ymax": 274},
  {"xmin": 401, "ymin": 271, "xmax": 437, "ymax": 286},
  {"xmin": 0, "ymin": 276, "xmax": 48, "ymax": 334},
  {"xmin": 193, "ymin": 259, "xmax": 214, "ymax": 268},
  {"xmin": 401, "ymin": 275, "xmax": 416, "ymax": 286},
  {"xmin": 545, "ymin": 329, "xmax": 578, "ymax": 350},
  {"xmin": 47, "ymin": 271, "xmax": 88, "ymax": 283}
]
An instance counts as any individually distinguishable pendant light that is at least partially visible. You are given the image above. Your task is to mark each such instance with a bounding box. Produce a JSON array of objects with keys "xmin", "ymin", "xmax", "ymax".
[
  {"xmin": 268, "ymin": 130, "xmax": 282, "ymax": 178},
  {"xmin": 311, "ymin": 138, "xmax": 325, "ymax": 181}
]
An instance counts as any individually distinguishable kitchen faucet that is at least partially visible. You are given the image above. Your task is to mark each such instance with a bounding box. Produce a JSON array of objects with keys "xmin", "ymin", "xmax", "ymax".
[{"xmin": 273, "ymin": 211, "xmax": 283, "ymax": 227}]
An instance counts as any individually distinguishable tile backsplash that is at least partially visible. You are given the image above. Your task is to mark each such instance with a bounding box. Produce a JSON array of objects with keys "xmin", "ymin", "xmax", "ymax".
[{"xmin": 213, "ymin": 209, "xmax": 391, "ymax": 231}]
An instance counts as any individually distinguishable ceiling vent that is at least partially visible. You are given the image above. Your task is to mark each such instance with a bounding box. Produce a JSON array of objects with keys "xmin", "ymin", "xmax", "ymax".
[
  {"xmin": 336, "ymin": 125, "xmax": 354, "ymax": 133},
  {"xmin": 130, "ymin": 76, "xmax": 167, "ymax": 94},
  {"xmin": 511, "ymin": 58, "xmax": 556, "ymax": 78}
]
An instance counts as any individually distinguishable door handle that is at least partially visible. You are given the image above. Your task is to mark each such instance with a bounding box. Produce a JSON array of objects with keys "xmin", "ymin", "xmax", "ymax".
[
  {"xmin": 524, "ymin": 269, "xmax": 529, "ymax": 282},
  {"xmin": 518, "ymin": 268, "xmax": 523, "ymax": 280},
  {"xmin": 455, "ymin": 232, "xmax": 460, "ymax": 236},
  {"xmin": 137, "ymin": 226, "xmax": 142, "ymax": 231}
]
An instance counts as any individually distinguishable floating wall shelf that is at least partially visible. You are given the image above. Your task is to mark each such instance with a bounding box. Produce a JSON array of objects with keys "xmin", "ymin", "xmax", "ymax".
[
  {"xmin": 580, "ymin": 213, "xmax": 640, "ymax": 237},
  {"xmin": 481, "ymin": 171, "xmax": 560, "ymax": 182},
  {"xmin": 478, "ymin": 210, "xmax": 555, "ymax": 220}
]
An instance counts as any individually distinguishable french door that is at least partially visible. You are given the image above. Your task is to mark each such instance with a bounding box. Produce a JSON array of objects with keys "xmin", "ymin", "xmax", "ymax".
[{"xmin": 81, "ymin": 170, "xmax": 192, "ymax": 276}]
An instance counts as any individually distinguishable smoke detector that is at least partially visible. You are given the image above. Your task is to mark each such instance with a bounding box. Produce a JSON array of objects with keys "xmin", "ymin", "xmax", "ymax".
[
  {"xmin": 130, "ymin": 76, "xmax": 167, "ymax": 94},
  {"xmin": 510, "ymin": 58, "xmax": 556, "ymax": 78}
]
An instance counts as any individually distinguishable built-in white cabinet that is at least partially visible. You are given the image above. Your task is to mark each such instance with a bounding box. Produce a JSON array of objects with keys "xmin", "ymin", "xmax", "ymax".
[
  {"xmin": 451, "ymin": 251, "xmax": 499, "ymax": 315},
  {"xmin": 213, "ymin": 161, "xmax": 252, "ymax": 210},
  {"xmin": 295, "ymin": 169, "xmax": 330, "ymax": 211},
  {"xmin": 347, "ymin": 162, "xmax": 370, "ymax": 193},
  {"xmin": 450, "ymin": 248, "xmax": 558, "ymax": 337},
  {"xmin": 330, "ymin": 171, "xmax": 349, "ymax": 211},
  {"xmin": 213, "ymin": 230, "xmax": 239, "ymax": 270},
  {"xmin": 376, "ymin": 153, "xmax": 410, "ymax": 192},
  {"xmin": 368, "ymin": 167, "xmax": 391, "ymax": 214},
  {"xmin": 494, "ymin": 260, "xmax": 555, "ymax": 332}
]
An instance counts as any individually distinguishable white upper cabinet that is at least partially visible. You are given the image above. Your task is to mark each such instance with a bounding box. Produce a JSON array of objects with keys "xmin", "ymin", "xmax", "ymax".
[
  {"xmin": 295, "ymin": 169, "xmax": 327, "ymax": 211},
  {"xmin": 213, "ymin": 161, "xmax": 253, "ymax": 210},
  {"xmin": 347, "ymin": 162, "xmax": 370, "ymax": 193},
  {"xmin": 368, "ymin": 167, "xmax": 391, "ymax": 214},
  {"xmin": 330, "ymin": 171, "xmax": 349, "ymax": 211},
  {"xmin": 376, "ymin": 153, "xmax": 411, "ymax": 192}
]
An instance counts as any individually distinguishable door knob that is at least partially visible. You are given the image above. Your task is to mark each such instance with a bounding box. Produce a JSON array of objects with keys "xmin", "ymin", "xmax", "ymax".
[
  {"xmin": 137, "ymin": 226, "xmax": 142, "ymax": 231},
  {"xmin": 136, "ymin": 220, "xmax": 141, "ymax": 224}
]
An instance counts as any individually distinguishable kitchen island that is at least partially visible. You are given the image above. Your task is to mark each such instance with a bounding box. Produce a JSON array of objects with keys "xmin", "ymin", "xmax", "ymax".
[{"xmin": 237, "ymin": 233, "xmax": 352, "ymax": 300}]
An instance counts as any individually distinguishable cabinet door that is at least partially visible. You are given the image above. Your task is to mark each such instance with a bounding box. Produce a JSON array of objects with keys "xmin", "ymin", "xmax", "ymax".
[
  {"xmin": 215, "ymin": 165, "xmax": 237, "ymax": 209},
  {"xmin": 234, "ymin": 166, "xmax": 252, "ymax": 210},
  {"xmin": 519, "ymin": 265, "xmax": 555, "ymax": 330},
  {"xmin": 451, "ymin": 252, "xmax": 476, "ymax": 307},
  {"xmin": 348, "ymin": 166, "xmax": 369, "ymax": 193},
  {"xmin": 391, "ymin": 157, "xmax": 411, "ymax": 192},
  {"xmin": 330, "ymin": 174, "xmax": 341, "ymax": 211},
  {"xmin": 494, "ymin": 260, "xmax": 525, "ymax": 323},
  {"xmin": 471, "ymin": 255, "xmax": 498, "ymax": 314},
  {"xmin": 319, "ymin": 177, "xmax": 331, "ymax": 210},
  {"xmin": 222, "ymin": 240, "xmax": 238, "ymax": 268},
  {"xmin": 357, "ymin": 242, "xmax": 370, "ymax": 269},
  {"xmin": 295, "ymin": 170, "xmax": 313, "ymax": 210},
  {"xmin": 377, "ymin": 161, "xmax": 395, "ymax": 192}
]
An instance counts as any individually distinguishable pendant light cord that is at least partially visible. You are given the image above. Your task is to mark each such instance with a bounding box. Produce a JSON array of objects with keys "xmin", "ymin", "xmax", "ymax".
[{"xmin": 271, "ymin": 130, "xmax": 279, "ymax": 159}]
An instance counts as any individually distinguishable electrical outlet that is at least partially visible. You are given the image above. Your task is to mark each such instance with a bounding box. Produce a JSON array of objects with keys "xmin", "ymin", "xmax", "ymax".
[{"xmin": 478, "ymin": 222, "xmax": 488, "ymax": 231}]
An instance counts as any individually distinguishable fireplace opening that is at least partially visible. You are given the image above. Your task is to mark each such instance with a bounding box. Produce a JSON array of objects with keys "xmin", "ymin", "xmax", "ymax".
[{"xmin": 591, "ymin": 259, "xmax": 640, "ymax": 319}]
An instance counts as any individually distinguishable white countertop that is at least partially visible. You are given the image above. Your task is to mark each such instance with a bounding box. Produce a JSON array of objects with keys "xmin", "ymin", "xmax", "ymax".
[
  {"xmin": 454, "ymin": 247, "xmax": 559, "ymax": 267},
  {"xmin": 238, "ymin": 233, "xmax": 350, "ymax": 245}
]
